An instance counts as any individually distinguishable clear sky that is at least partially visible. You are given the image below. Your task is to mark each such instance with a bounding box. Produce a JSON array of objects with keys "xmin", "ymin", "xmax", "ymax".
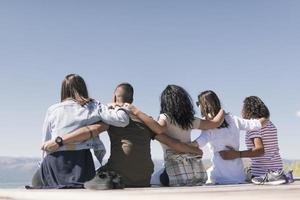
[{"xmin": 0, "ymin": 0, "xmax": 299, "ymax": 160}]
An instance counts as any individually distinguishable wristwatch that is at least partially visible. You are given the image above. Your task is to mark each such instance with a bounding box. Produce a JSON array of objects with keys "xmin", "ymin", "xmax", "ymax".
[{"xmin": 55, "ymin": 136, "xmax": 64, "ymax": 147}]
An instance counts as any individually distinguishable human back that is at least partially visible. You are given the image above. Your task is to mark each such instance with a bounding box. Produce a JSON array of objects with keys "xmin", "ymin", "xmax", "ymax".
[
  {"xmin": 102, "ymin": 83, "xmax": 155, "ymax": 187},
  {"xmin": 243, "ymin": 96, "xmax": 283, "ymax": 177},
  {"xmin": 43, "ymin": 99, "xmax": 106, "ymax": 154},
  {"xmin": 246, "ymin": 121, "xmax": 282, "ymax": 176},
  {"xmin": 198, "ymin": 114, "xmax": 246, "ymax": 184},
  {"xmin": 37, "ymin": 74, "xmax": 103, "ymax": 188},
  {"xmin": 158, "ymin": 85, "xmax": 196, "ymax": 157},
  {"xmin": 159, "ymin": 113, "xmax": 201, "ymax": 158},
  {"xmin": 106, "ymin": 119, "xmax": 154, "ymax": 187}
]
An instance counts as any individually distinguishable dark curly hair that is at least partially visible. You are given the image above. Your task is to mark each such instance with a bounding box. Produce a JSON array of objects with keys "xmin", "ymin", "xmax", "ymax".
[
  {"xmin": 198, "ymin": 90, "xmax": 228, "ymax": 128},
  {"xmin": 160, "ymin": 85, "xmax": 195, "ymax": 130},
  {"xmin": 242, "ymin": 96, "xmax": 270, "ymax": 119}
]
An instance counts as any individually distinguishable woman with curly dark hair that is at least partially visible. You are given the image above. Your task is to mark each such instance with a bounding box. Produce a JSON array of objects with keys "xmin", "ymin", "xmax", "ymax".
[
  {"xmin": 125, "ymin": 85, "xmax": 225, "ymax": 186},
  {"xmin": 219, "ymin": 96, "xmax": 285, "ymax": 185}
]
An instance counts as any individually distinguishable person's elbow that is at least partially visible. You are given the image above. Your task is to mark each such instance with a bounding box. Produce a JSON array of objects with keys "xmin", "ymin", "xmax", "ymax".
[
  {"xmin": 151, "ymin": 125, "xmax": 166, "ymax": 135},
  {"xmin": 155, "ymin": 128, "xmax": 165, "ymax": 135},
  {"xmin": 94, "ymin": 123, "xmax": 109, "ymax": 132},
  {"xmin": 118, "ymin": 116, "xmax": 130, "ymax": 127},
  {"xmin": 257, "ymin": 148, "xmax": 265, "ymax": 156},
  {"xmin": 171, "ymin": 143, "xmax": 185, "ymax": 153},
  {"xmin": 255, "ymin": 147, "xmax": 265, "ymax": 156},
  {"xmin": 162, "ymin": 140, "xmax": 183, "ymax": 153},
  {"xmin": 202, "ymin": 121, "xmax": 220, "ymax": 130}
]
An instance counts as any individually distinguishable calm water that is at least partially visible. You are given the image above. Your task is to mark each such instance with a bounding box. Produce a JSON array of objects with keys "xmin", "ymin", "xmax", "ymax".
[{"xmin": 0, "ymin": 182, "xmax": 28, "ymax": 189}]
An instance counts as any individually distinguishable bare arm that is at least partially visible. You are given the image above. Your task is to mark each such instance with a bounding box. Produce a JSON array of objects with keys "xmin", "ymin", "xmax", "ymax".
[
  {"xmin": 198, "ymin": 109, "xmax": 225, "ymax": 130},
  {"xmin": 219, "ymin": 137, "xmax": 264, "ymax": 160},
  {"xmin": 125, "ymin": 103, "xmax": 167, "ymax": 134},
  {"xmin": 41, "ymin": 122, "xmax": 109, "ymax": 152},
  {"xmin": 61, "ymin": 122, "xmax": 109, "ymax": 144},
  {"xmin": 155, "ymin": 135, "xmax": 202, "ymax": 155}
]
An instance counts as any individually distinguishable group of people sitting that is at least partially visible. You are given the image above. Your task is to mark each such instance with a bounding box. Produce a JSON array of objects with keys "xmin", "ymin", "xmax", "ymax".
[{"xmin": 29, "ymin": 73, "xmax": 291, "ymax": 189}]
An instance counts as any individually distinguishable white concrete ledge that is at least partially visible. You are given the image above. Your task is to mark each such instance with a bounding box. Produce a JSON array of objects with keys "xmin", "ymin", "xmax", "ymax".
[{"xmin": 1, "ymin": 181, "xmax": 300, "ymax": 200}]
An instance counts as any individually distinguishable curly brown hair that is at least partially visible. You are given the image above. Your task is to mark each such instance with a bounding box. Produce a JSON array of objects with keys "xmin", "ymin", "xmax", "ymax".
[
  {"xmin": 160, "ymin": 85, "xmax": 195, "ymax": 130},
  {"xmin": 242, "ymin": 96, "xmax": 270, "ymax": 119}
]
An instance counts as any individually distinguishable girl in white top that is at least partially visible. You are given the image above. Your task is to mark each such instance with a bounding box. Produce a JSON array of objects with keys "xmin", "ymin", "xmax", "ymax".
[
  {"xmin": 125, "ymin": 85, "xmax": 225, "ymax": 186},
  {"xmin": 219, "ymin": 96, "xmax": 283, "ymax": 181},
  {"xmin": 194, "ymin": 90, "xmax": 267, "ymax": 184}
]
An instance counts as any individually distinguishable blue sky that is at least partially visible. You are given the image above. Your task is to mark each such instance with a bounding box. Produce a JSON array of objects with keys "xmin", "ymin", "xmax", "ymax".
[{"xmin": 0, "ymin": 0, "xmax": 299, "ymax": 160}]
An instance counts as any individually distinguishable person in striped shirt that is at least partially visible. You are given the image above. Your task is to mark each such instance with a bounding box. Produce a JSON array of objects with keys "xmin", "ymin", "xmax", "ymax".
[{"xmin": 219, "ymin": 96, "xmax": 283, "ymax": 180}]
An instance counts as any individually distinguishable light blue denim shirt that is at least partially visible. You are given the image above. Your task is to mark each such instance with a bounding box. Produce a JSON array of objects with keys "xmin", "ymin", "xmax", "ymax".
[{"xmin": 41, "ymin": 99, "xmax": 129, "ymax": 162}]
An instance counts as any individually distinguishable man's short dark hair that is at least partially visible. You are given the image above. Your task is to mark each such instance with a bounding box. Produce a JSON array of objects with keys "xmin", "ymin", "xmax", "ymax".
[{"xmin": 116, "ymin": 83, "xmax": 134, "ymax": 103}]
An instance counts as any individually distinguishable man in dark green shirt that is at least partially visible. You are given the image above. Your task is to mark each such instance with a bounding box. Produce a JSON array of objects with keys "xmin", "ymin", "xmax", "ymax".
[{"xmin": 101, "ymin": 83, "xmax": 155, "ymax": 187}]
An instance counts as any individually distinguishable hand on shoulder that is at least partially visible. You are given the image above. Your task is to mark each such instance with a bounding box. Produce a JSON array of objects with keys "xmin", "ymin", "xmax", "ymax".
[
  {"xmin": 124, "ymin": 103, "xmax": 140, "ymax": 115},
  {"xmin": 107, "ymin": 102, "xmax": 125, "ymax": 109}
]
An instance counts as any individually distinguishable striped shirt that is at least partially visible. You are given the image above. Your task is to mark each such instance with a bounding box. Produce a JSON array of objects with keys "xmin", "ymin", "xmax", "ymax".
[{"xmin": 245, "ymin": 121, "xmax": 283, "ymax": 177}]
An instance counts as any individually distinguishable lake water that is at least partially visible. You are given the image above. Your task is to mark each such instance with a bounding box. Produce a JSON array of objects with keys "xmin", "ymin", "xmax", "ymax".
[{"xmin": 0, "ymin": 182, "xmax": 29, "ymax": 189}]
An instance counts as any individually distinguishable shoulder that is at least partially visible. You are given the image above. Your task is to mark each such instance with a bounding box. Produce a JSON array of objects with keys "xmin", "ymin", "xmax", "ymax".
[
  {"xmin": 195, "ymin": 130, "xmax": 211, "ymax": 147},
  {"xmin": 192, "ymin": 116, "xmax": 202, "ymax": 128},
  {"xmin": 223, "ymin": 113, "xmax": 235, "ymax": 125},
  {"xmin": 230, "ymin": 114, "xmax": 249, "ymax": 129},
  {"xmin": 261, "ymin": 120, "xmax": 277, "ymax": 132},
  {"xmin": 230, "ymin": 114, "xmax": 241, "ymax": 122},
  {"xmin": 87, "ymin": 99, "xmax": 106, "ymax": 112},
  {"xmin": 159, "ymin": 113, "xmax": 169, "ymax": 121},
  {"xmin": 266, "ymin": 120, "xmax": 276, "ymax": 128},
  {"xmin": 231, "ymin": 114, "xmax": 248, "ymax": 125},
  {"xmin": 87, "ymin": 99, "xmax": 101, "ymax": 107},
  {"xmin": 225, "ymin": 113, "xmax": 234, "ymax": 121},
  {"xmin": 157, "ymin": 113, "xmax": 170, "ymax": 127},
  {"xmin": 46, "ymin": 101, "xmax": 70, "ymax": 114},
  {"xmin": 44, "ymin": 101, "xmax": 76, "ymax": 122},
  {"xmin": 247, "ymin": 129, "xmax": 261, "ymax": 138}
]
